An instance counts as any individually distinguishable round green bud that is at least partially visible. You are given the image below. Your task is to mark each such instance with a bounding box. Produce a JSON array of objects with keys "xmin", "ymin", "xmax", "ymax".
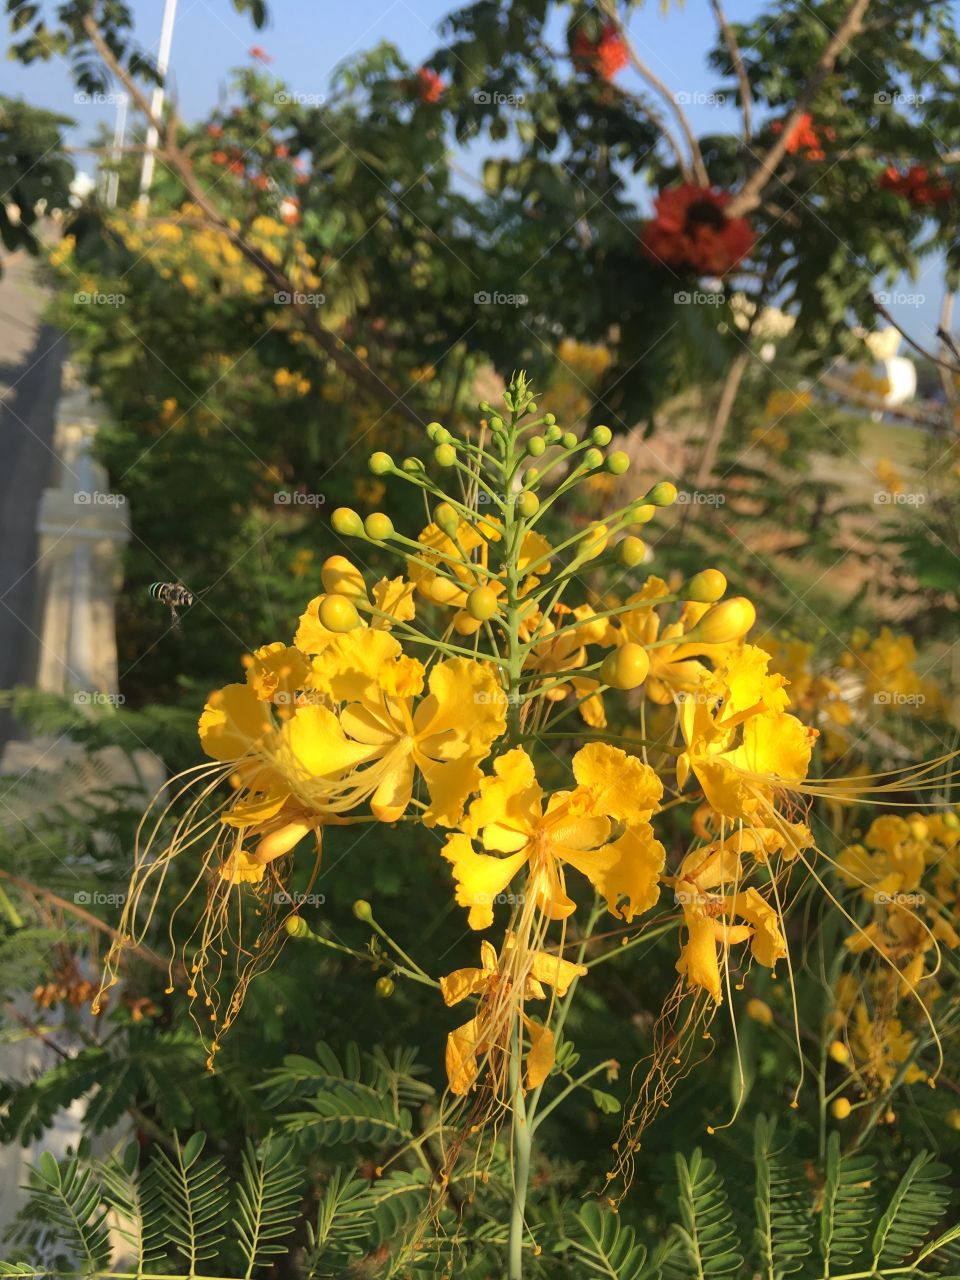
[
  {"xmin": 353, "ymin": 899, "xmax": 373, "ymax": 922},
  {"xmin": 561, "ymin": 431, "xmax": 578, "ymax": 449},
  {"xmin": 647, "ymin": 481, "xmax": 678, "ymax": 507},
  {"xmin": 527, "ymin": 435, "xmax": 546, "ymax": 457},
  {"xmin": 319, "ymin": 593, "xmax": 361, "ymax": 633},
  {"xmin": 607, "ymin": 450, "xmax": 630, "ymax": 475},
  {"xmin": 526, "ymin": 402, "xmax": 538, "ymax": 415},
  {"xmin": 517, "ymin": 491, "xmax": 540, "ymax": 518},
  {"xmin": 591, "ymin": 425, "xmax": 613, "ymax": 446},
  {"xmin": 368, "ymin": 451, "xmax": 393, "ymax": 475},
  {"xmin": 331, "ymin": 506, "xmax": 364, "ymax": 537},
  {"xmin": 284, "ymin": 915, "xmax": 309, "ymax": 938},
  {"xmin": 466, "ymin": 585, "xmax": 499, "ymax": 621},
  {"xmin": 523, "ymin": 467, "xmax": 540, "ymax": 487},
  {"xmin": 631, "ymin": 503, "xmax": 656, "ymax": 525},
  {"xmin": 545, "ymin": 424, "xmax": 563, "ymax": 444},
  {"xmin": 364, "ymin": 512, "xmax": 394, "ymax": 541},
  {"xmin": 543, "ymin": 413, "xmax": 556, "ymax": 426},
  {"xmin": 618, "ymin": 536, "xmax": 646, "ymax": 567},
  {"xmin": 434, "ymin": 443, "xmax": 457, "ymax": 467},
  {"xmin": 375, "ymin": 976, "xmax": 396, "ymax": 998},
  {"xmin": 600, "ymin": 643, "xmax": 650, "ymax": 691},
  {"xmin": 684, "ymin": 569, "xmax": 727, "ymax": 604},
  {"xmin": 583, "ymin": 448, "xmax": 604, "ymax": 470},
  {"xmin": 425, "ymin": 421, "xmax": 444, "ymax": 441},
  {"xmin": 434, "ymin": 502, "xmax": 459, "ymax": 536},
  {"xmin": 490, "ymin": 415, "xmax": 505, "ymax": 432},
  {"xmin": 401, "ymin": 457, "xmax": 424, "ymax": 473}
]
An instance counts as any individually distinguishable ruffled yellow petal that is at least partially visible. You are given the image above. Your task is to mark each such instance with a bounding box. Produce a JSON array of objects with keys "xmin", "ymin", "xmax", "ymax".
[
  {"xmin": 445, "ymin": 1015, "xmax": 483, "ymax": 1095},
  {"xmin": 371, "ymin": 575, "xmax": 416, "ymax": 627},
  {"xmin": 525, "ymin": 1019, "xmax": 555, "ymax": 1088},
  {"xmin": 467, "ymin": 748, "xmax": 542, "ymax": 841},
  {"xmin": 528, "ymin": 950, "xmax": 588, "ymax": 996},
  {"xmin": 283, "ymin": 704, "xmax": 381, "ymax": 778},
  {"xmin": 678, "ymin": 915, "xmax": 723, "ymax": 1001},
  {"xmin": 560, "ymin": 824, "xmax": 665, "ymax": 921},
  {"xmin": 415, "ymin": 658, "xmax": 506, "ymax": 756},
  {"xmin": 571, "ymin": 742, "xmax": 663, "ymax": 823},
  {"xmin": 440, "ymin": 966, "xmax": 490, "ymax": 1007},
  {"xmin": 727, "ymin": 887, "xmax": 786, "ymax": 968},
  {"xmin": 244, "ymin": 643, "xmax": 310, "ymax": 708},
  {"xmin": 442, "ymin": 832, "xmax": 528, "ymax": 930},
  {"xmin": 293, "ymin": 595, "xmax": 342, "ymax": 657},
  {"xmin": 199, "ymin": 683, "xmax": 274, "ymax": 762},
  {"xmin": 420, "ymin": 753, "xmax": 484, "ymax": 829}
]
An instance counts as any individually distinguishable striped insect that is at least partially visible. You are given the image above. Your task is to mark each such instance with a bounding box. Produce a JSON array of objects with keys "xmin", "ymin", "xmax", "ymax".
[{"xmin": 148, "ymin": 582, "xmax": 196, "ymax": 631}]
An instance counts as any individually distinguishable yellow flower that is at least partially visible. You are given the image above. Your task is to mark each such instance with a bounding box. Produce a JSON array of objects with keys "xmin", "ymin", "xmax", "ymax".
[
  {"xmin": 293, "ymin": 557, "xmax": 416, "ymax": 652},
  {"xmin": 282, "ymin": 629, "xmax": 506, "ymax": 826},
  {"xmin": 440, "ymin": 935, "xmax": 587, "ymax": 1094},
  {"xmin": 671, "ymin": 832, "xmax": 789, "ymax": 1001},
  {"xmin": 520, "ymin": 603, "xmax": 610, "ymax": 727},
  {"xmin": 675, "ymin": 646, "xmax": 816, "ymax": 827},
  {"xmin": 443, "ymin": 744, "xmax": 663, "ymax": 929}
]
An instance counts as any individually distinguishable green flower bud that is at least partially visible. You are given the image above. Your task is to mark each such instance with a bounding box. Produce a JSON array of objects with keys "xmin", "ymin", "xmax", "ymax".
[
  {"xmin": 434, "ymin": 443, "xmax": 457, "ymax": 467},
  {"xmin": 375, "ymin": 976, "xmax": 396, "ymax": 998},
  {"xmin": 353, "ymin": 899, "xmax": 373, "ymax": 921},
  {"xmin": 543, "ymin": 412, "xmax": 556, "ymax": 426},
  {"xmin": 426, "ymin": 421, "xmax": 444, "ymax": 441},
  {"xmin": 583, "ymin": 448, "xmax": 604, "ymax": 470},
  {"xmin": 561, "ymin": 431, "xmax": 578, "ymax": 449},
  {"xmin": 332, "ymin": 507, "xmax": 364, "ymax": 536},
  {"xmin": 618, "ymin": 535, "xmax": 646, "ymax": 566},
  {"xmin": 545, "ymin": 424, "xmax": 563, "ymax": 444},
  {"xmin": 607, "ymin": 450, "xmax": 630, "ymax": 475},
  {"xmin": 527, "ymin": 435, "xmax": 546, "ymax": 457},
  {"xmin": 285, "ymin": 915, "xmax": 309, "ymax": 938},
  {"xmin": 591, "ymin": 425, "xmax": 612, "ymax": 446},
  {"xmin": 647, "ymin": 481, "xmax": 678, "ymax": 506},
  {"xmin": 364, "ymin": 512, "xmax": 394, "ymax": 541},
  {"xmin": 517, "ymin": 491, "xmax": 539, "ymax": 518},
  {"xmin": 401, "ymin": 457, "xmax": 425, "ymax": 473},
  {"xmin": 368, "ymin": 451, "xmax": 393, "ymax": 475}
]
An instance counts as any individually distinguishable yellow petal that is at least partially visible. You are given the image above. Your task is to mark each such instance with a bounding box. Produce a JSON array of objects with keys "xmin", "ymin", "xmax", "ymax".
[
  {"xmin": 445, "ymin": 1015, "xmax": 483, "ymax": 1095},
  {"xmin": 371, "ymin": 749, "xmax": 415, "ymax": 822},
  {"xmin": 572, "ymin": 742, "xmax": 663, "ymax": 823},
  {"xmin": 442, "ymin": 832, "xmax": 528, "ymax": 930},
  {"xmin": 199, "ymin": 683, "xmax": 274, "ymax": 762},
  {"xmin": 439, "ymin": 966, "xmax": 490, "ymax": 1007},
  {"xmin": 525, "ymin": 1020, "xmax": 555, "ymax": 1088},
  {"xmin": 293, "ymin": 595, "xmax": 341, "ymax": 657},
  {"xmin": 468, "ymin": 748, "xmax": 542, "ymax": 840},
  {"xmin": 560, "ymin": 824, "xmax": 665, "ymax": 921},
  {"xmin": 420, "ymin": 753, "xmax": 484, "ymax": 829},
  {"xmin": 529, "ymin": 950, "xmax": 588, "ymax": 996},
  {"xmin": 371, "ymin": 575, "xmax": 416, "ymax": 627},
  {"xmin": 415, "ymin": 658, "xmax": 506, "ymax": 755},
  {"xmin": 284, "ymin": 704, "xmax": 381, "ymax": 777},
  {"xmin": 727, "ymin": 888, "xmax": 786, "ymax": 968},
  {"xmin": 678, "ymin": 914, "xmax": 722, "ymax": 1002}
]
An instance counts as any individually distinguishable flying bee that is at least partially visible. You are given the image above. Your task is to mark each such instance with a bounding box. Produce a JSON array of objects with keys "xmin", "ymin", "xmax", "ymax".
[{"xmin": 148, "ymin": 582, "xmax": 196, "ymax": 631}]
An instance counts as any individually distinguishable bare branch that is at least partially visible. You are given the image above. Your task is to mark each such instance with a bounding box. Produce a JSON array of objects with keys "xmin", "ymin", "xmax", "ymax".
[
  {"xmin": 872, "ymin": 296, "xmax": 960, "ymax": 372},
  {"xmin": 709, "ymin": 0, "xmax": 753, "ymax": 141},
  {"xmin": 727, "ymin": 0, "xmax": 872, "ymax": 218},
  {"xmin": 80, "ymin": 13, "xmax": 423, "ymax": 426}
]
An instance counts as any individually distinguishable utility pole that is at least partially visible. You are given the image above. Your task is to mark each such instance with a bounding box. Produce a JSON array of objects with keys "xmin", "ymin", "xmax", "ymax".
[{"xmin": 136, "ymin": 0, "xmax": 179, "ymax": 217}]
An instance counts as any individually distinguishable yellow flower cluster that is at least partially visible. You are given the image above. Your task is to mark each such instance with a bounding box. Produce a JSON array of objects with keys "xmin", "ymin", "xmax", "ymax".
[{"xmin": 96, "ymin": 377, "xmax": 892, "ymax": 1108}]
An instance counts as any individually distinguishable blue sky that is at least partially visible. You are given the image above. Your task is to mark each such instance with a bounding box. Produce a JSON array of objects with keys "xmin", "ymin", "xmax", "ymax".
[{"xmin": 1, "ymin": 0, "xmax": 947, "ymax": 343}]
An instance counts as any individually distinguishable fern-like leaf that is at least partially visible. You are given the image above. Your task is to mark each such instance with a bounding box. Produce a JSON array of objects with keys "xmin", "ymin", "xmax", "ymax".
[
  {"xmin": 281, "ymin": 1080, "xmax": 413, "ymax": 1148},
  {"xmin": 567, "ymin": 1202, "xmax": 650, "ymax": 1279},
  {"xmin": 818, "ymin": 1132, "xmax": 877, "ymax": 1275},
  {"xmin": 97, "ymin": 1141, "xmax": 166, "ymax": 1271},
  {"xmin": 870, "ymin": 1151, "xmax": 951, "ymax": 1271},
  {"xmin": 235, "ymin": 1132, "xmax": 302, "ymax": 1276},
  {"xmin": 150, "ymin": 1132, "xmax": 228, "ymax": 1271},
  {"xmin": 25, "ymin": 1152, "xmax": 112, "ymax": 1275},
  {"xmin": 302, "ymin": 1169, "xmax": 375, "ymax": 1278},
  {"xmin": 661, "ymin": 1149, "xmax": 742, "ymax": 1279},
  {"xmin": 752, "ymin": 1115, "xmax": 813, "ymax": 1278}
]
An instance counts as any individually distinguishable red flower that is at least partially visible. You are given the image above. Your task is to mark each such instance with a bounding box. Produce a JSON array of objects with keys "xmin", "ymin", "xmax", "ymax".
[
  {"xmin": 641, "ymin": 184, "xmax": 754, "ymax": 276},
  {"xmin": 413, "ymin": 67, "xmax": 444, "ymax": 103},
  {"xmin": 572, "ymin": 22, "xmax": 628, "ymax": 81},
  {"xmin": 281, "ymin": 196, "xmax": 300, "ymax": 226},
  {"xmin": 771, "ymin": 112, "xmax": 835, "ymax": 162},
  {"xmin": 228, "ymin": 159, "xmax": 246, "ymax": 176},
  {"xmin": 206, "ymin": 123, "xmax": 223, "ymax": 139},
  {"xmin": 250, "ymin": 173, "xmax": 270, "ymax": 191},
  {"xmin": 274, "ymin": 143, "xmax": 289, "ymax": 159},
  {"xmin": 879, "ymin": 164, "xmax": 952, "ymax": 207},
  {"xmin": 211, "ymin": 150, "xmax": 228, "ymax": 166},
  {"xmin": 249, "ymin": 46, "xmax": 272, "ymax": 63}
]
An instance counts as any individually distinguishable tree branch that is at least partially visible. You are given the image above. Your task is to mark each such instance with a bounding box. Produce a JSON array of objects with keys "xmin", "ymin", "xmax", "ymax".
[
  {"xmin": 709, "ymin": 0, "xmax": 753, "ymax": 141},
  {"xmin": 726, "ymin": 0, "xmax": 872, "ymax": 217},
  {"xmin": 80, "ymin": 13, "xmax": 423, "ymax": 427}
]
